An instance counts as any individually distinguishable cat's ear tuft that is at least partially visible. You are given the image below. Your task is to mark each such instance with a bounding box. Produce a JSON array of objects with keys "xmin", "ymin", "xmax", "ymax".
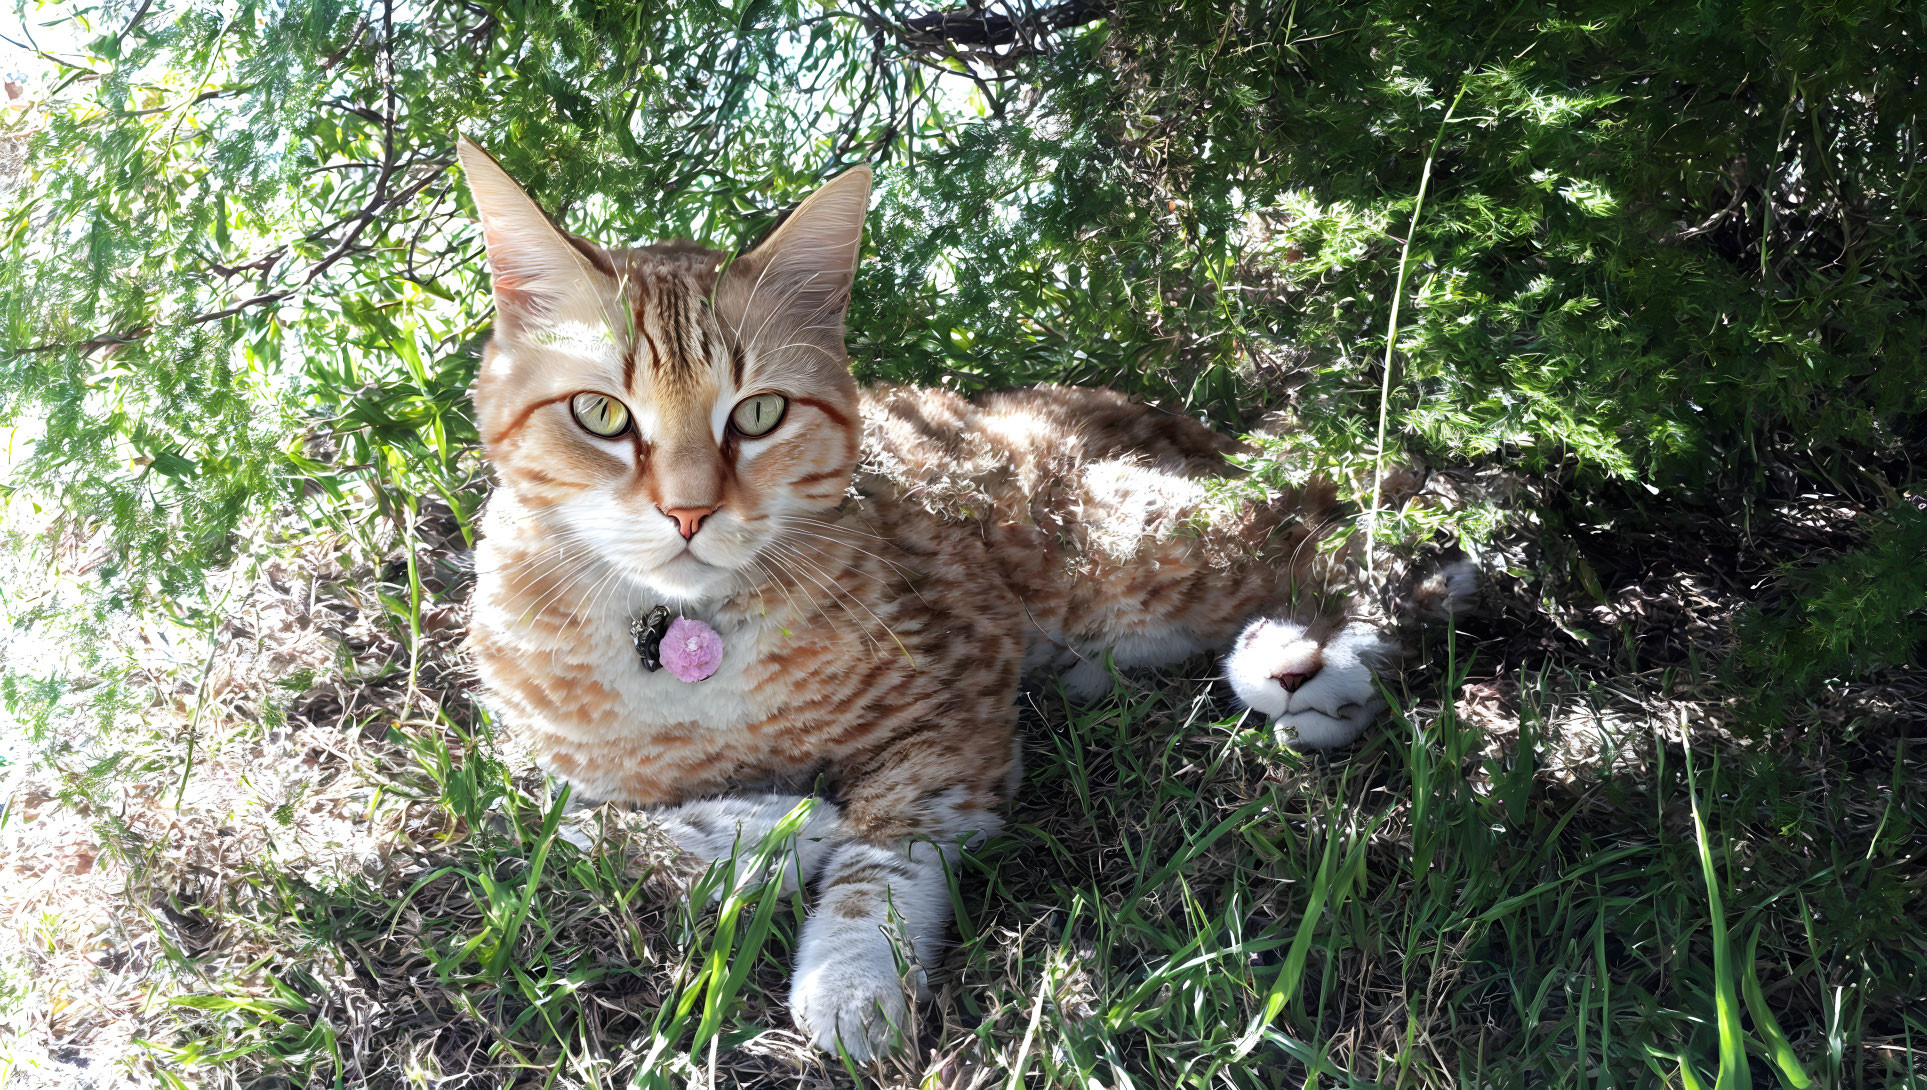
[
  {"xmin": 716, "ymin": 165, "xmax": 872, "ymax": 376},
  {"xmin": 456, "ymin": 135, "xmax": 605, "ymax": 329}
]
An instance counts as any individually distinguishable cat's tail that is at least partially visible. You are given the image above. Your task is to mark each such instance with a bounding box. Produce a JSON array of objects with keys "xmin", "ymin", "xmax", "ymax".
[{"xmin": 1385, "ymin": 553, "xmax": 1482, "ymax": 630}]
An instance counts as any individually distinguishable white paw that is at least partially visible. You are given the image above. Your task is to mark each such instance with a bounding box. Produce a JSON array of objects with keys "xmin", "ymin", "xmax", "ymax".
[
  {"xmin": 1224, "ymin": 617, "xmax": 1395, "ymax": 749},
  {"xmin": 556, "ymin": 810, "xmax": 601, "ymax": 853},
  {"xmin": 652, "ymin": 796, "xmax": 843, "ymax": 900},
  {"xmin": 789, "ymin": 933, "xmax": 916, "ymax": 1062}
]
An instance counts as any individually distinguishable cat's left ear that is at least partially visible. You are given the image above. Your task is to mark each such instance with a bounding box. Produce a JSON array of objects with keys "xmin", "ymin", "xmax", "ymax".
[{"xmin": 715, "ymin": 165, "xmax": 871, "ymax": 375}]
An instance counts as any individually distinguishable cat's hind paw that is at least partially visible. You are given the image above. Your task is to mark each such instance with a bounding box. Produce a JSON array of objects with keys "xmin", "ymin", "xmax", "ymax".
[{"xmin": 1224, "ymin": 617, "xmax": 1396, "ymax": 749}]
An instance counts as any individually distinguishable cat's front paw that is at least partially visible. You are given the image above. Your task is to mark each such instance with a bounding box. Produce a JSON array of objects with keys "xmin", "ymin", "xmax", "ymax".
[
  {"xmin": 789, "ymin": 938, "xmax": 916, "ymax": 1062},
  {"xmin": 1224, "ymin": 617, "xmax": 1396, "ymax": 748},
  {"xmin": 652, "ymin": 795, "xmax": 845, "ymax": 901}
]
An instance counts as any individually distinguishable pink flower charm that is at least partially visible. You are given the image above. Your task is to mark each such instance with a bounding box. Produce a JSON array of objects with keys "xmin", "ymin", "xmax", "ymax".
[{"xmin": 661, "ymin": 617, "xmax": 723, "ymax": 683}]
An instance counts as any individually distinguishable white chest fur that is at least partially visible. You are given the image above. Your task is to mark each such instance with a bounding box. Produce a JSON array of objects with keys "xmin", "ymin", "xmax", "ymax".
[{"xmin": 472, "ymin": 537, "xmax": 798, "ymax": 742}]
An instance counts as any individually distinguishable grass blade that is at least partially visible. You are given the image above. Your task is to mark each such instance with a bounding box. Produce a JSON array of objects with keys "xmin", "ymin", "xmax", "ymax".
[
  {"xmin": 1741, "ymin": 925, "xmax": 1815, "ymax": 1089},
  {"xmin": 1232, "ymin": 803, "xmax": 1378, "ymax": 1058},
  {"xmin": 1685, "ymin": 745, "xmax": 1750, "ymax": 1090}
]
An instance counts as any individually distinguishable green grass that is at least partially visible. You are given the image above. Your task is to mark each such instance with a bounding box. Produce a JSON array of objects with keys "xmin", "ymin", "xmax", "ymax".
[
  {"xmin": 105, "ymin": 596, "xmax": 1925, "ymax": 1088},
  {"xmin": 2, "ymin": 380, "xmax": 1921, "ymax": 1088}
]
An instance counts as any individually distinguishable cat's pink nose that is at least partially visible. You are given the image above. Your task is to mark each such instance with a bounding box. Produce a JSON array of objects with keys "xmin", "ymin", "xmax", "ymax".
[
  {"xmin": 1273, "ymin": 669, "xmax": 1318, "ymax": 692},
  {"xmin": 1271, "ymin": 643, "xmax": 1323, "ymax": 692},
  {"xmin": 659, "ymin": 505, "xmax": 717, "ymax": 540},
  {"xmin": 1272, "ymin": 665, "xmax": 1321, "ymax": 692}
]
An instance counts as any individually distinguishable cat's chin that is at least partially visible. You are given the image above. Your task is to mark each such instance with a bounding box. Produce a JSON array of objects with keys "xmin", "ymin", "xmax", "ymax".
[{"xmin": 633, "ymin": 552, "xmax": 740, "ymax": 604}]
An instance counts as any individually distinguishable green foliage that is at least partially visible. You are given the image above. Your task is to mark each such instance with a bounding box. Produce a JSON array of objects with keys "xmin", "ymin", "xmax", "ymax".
[
  {"xmin": 8, "ymin": 0, "xmax": 1925, "ymax": 613},
  {"xmin": 1738, "ymin": 497, "xmax": 1927, "ymax": 709},
  {"xmin": 1059, "ymin": 0, "xmax": 1927, "ymax": 489},
  {"xmin": 2, "ymin": 0, "xmax": 952, "ymax": 612}
]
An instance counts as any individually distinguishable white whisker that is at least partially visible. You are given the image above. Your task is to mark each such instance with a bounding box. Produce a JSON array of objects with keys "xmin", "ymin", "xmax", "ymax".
[
  {"xmin": 549, "ymin": 561, "xmax": 632, "ymax": 673},
  {"xmin": 766, "ymin": 542, "xmax": 879, "ymax": 656},
  {"xmin": 770, "ymin": 514, "xmax": 894, "ymax": 545},
  {"xmin": 761, "ymin": 549, "xmax": 854, "ymax": 647},
  {"xmin": 767, "ymin": 541, "xmax": 913, "ymax": 664}
]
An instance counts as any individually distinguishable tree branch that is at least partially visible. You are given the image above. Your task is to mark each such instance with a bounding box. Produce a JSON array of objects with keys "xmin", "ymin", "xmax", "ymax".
[
  {"xmin": 9, "ymin": 150, "xmax": 450, "ymax": 357},
  {"xmin": 896, "ymin": 0, "xmax": 1107, "ymax": 49}
]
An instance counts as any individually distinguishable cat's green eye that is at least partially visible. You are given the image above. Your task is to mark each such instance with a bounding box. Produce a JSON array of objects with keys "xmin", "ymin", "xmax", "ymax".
[
  {"xmin": 570, "ymin": 392, "xmax": 631, "ymax": 438},
  {"xmin": 730, "ymin": 393, "xmax": 788, "ymax": 438}
]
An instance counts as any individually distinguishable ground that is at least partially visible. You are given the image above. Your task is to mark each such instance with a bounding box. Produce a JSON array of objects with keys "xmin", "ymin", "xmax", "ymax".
[{"xmin": 1, "ymin": 456, "xmax": 1923, "ymax": 1089}]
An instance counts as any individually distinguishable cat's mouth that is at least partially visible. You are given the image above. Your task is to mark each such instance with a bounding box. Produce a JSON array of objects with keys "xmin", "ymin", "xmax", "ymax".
[
  {"xmin": 1282, "ymin": 699, "xmax": 1363, "ymax": 719},
  {"xmin": 1281, "ymin": 694, "xmax": 1345, "ymax": 718},
  {"xmin": 657, "ymin": 549, "xmax": 724, "ymax": 577},
  {"xmin": 627, "ymin": 548, "xmax": 738, "ymax": 602}
]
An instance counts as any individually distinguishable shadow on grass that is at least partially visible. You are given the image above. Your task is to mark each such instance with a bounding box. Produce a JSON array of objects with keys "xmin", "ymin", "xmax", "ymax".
[
  {"xmin": 155, "ymin": 635, "xmax": 1926, "ymax": 1088},
  {"xmin": 25, "ymin": 487, "xmax": 1924, "ymax": 1089}
]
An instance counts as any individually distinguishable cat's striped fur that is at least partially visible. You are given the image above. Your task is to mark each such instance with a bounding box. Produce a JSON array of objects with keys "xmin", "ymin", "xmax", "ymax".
[{"xmin": 455, "ymin": 138, "xmax": 1469, "ymax": 1060}]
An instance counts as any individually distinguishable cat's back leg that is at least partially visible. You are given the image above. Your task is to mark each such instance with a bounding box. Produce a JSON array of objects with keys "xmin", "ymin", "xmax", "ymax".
[
  {"xmin": 1224, "ymin": 557, "xmax": 1481, "ymax": 748},
  {"xmin": 1039, "ymin": 462, "xmax": 1344, "ymax": 696}
]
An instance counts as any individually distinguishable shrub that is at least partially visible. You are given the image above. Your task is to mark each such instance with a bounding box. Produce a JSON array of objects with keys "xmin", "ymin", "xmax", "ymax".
[{"xmin": 2, "ymin": 0, "xmax": 1922, "ymax": 682}]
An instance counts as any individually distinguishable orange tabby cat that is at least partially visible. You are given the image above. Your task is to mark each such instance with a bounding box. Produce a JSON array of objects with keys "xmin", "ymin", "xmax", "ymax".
[{"xmin": 456, "ymin": 137, "xmax": 1471, "ymax": 1060}]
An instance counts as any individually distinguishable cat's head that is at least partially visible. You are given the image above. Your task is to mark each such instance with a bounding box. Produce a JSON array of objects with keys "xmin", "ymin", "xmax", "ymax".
[{"xmin": 456, "ymin": 137, "xmax": 869, "ymax": 602}]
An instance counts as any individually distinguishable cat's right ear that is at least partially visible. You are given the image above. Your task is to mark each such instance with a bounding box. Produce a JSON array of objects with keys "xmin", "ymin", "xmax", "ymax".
[
  {"xmin": 713, "ymin": 165, "xmax": 871, "ymax": 379},
  {"xmin": 455, "ymin": 135, "xmax": 606, "ymax": 331}
]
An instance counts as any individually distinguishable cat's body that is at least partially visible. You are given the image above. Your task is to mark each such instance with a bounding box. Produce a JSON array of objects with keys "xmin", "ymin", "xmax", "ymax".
[
  {"xmin": 455, "ymin": 139, "xmax": 1465, "ymax": 1060},
  {"xmin": 472, "ymin": 383, "xmax": 1350, "ymax": 809}
]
